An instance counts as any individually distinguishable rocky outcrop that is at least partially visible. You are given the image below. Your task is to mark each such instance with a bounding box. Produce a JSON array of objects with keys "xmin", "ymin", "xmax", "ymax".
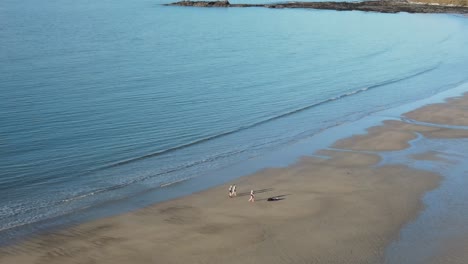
[
  {"xmin": 171, "ymin": 0, "xmax": 231, "ymax": 7},
  {"xmin": 409, "ymin": 0, "xmax": 468, "ymax": 7},
  {"xmin": 166, "ymin": 0, "xmax": 468, "ymax": 14}
]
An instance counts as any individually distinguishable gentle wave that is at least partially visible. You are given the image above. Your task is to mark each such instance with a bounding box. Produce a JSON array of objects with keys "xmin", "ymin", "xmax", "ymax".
[
  {"xmin": 0, "ymin": 63, "xmax": 441, "ymax": 233},
  {"xmin": 99, "ymin": 63, "xmax": 440, "ymax": 170},
  {"xmin": 0, "ymin": 129, "xmax": 305, "ymax": 232},
  {"xmin": 0, "ymin": 148, "xmax": 248, "ymax": 229},
  {"xmin": 0, "ymin": 178, "xmax": 195, "ymax": 232},
  {"xmin": 159, "ymin": 177, "xmax": 192, "ymax": 188},
  {"xmin": 438, "ymin": 34, "xmax": 453, "ymax": 44},
  {"xmin": 352, "ymin": 44, "xmax": 395, "ymax": 61}
]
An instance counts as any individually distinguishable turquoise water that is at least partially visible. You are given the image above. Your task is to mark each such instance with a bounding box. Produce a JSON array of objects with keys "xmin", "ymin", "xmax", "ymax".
[{"xmin": 1, "ymin": 0, "xmax": 468, "ymax": 238}]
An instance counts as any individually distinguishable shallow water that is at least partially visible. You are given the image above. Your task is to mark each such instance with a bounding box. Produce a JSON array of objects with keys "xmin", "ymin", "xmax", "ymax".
[
  {"xmin": 381, "ymin": 136, "xmax": 468, "ymax": 264},
  {"xmin": 1, "ymin": 0, "xmax": 468, "ymax": 239}
]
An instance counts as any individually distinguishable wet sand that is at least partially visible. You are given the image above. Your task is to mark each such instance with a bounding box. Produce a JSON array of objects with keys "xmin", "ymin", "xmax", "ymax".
[
  {"xmin": 428, "ymin": 236, "xmax": 468, "ymax": 264},
  {"xmin": 1, "ymin": 93, "xmax": 468, "ymax": 264}
]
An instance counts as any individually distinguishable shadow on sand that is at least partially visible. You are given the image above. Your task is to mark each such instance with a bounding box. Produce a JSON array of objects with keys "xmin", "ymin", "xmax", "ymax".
[{"xmin": 258, "ymin": 194, "xmax": 291, "ymax": 202}]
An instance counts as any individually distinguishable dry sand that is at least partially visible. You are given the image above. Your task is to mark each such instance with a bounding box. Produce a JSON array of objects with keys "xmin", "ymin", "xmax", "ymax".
[
  {"xmin": 405, "ymin": 92, "xmax": 468, "ymax": 126},
  {"xmin": 1, "ymin": 93, "xmax": 468, "ymax": 264},
  {"xmin": 0, "ymin": 154, "xmax": 440, "ymax": 264}
]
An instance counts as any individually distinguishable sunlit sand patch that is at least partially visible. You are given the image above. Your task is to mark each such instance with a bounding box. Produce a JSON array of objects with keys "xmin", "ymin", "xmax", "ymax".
[{"xmin": 405, "ymin": 93, "xmax": 468, "ymax": 126}]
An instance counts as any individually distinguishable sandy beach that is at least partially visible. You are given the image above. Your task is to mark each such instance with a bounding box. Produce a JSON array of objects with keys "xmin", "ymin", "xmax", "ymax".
[{"xmin": 1, "ymin": 93, "xmax": 468, "ymax": 264}]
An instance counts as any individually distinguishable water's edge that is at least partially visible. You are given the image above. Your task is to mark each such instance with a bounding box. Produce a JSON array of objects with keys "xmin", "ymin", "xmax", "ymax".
[{"xmin": 2, "ymin": 81, "xmax": 467, "ymax": 247}]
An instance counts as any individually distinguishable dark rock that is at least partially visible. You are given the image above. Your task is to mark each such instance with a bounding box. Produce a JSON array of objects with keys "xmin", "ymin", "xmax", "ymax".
[{"xmin": 165, "ymin": 0, "xmax": 468, "ymax": 14}]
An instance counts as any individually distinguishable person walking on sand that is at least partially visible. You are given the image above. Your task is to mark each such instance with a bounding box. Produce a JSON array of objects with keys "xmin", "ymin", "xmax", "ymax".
[
  {"xmin": 228, "ymin": 185, "xmax": 233, "ymax": 198},
  {"xmin": 232, "ymin": 185, "xmax": 237, "ymax": 197},
  {"xmin": 248, "ymin": 190, "xmax": 255, "ymax": 202}
]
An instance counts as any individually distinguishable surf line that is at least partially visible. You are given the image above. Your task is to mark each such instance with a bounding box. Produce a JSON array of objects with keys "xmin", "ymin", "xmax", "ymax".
[{"xmin": 98, "ymin": 63, "xmax": 441, "ymax": 171}]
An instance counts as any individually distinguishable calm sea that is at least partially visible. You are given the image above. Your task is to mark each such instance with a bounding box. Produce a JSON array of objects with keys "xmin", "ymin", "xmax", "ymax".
[{"xmin": 1, "ymin": 0, "xmax": 468, "ymax": 240}]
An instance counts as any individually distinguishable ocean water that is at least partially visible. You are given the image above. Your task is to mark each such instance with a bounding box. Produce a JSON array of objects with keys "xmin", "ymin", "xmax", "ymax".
[{"xmin": 1, "ymin": 0, "xmax": 468, "ymax": 240}]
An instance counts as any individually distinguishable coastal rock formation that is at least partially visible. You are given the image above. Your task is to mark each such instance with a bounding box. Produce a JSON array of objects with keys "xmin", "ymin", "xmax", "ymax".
[
  {"xmin": 166, "ymin": 0, "xmax": 468, "ymax": 14},
  {"xmin": 173, "ymin": 0, "xmax": 231, "ymax": 7},
  {"xmin": 409, "ymin": 0, "xmax": 468, "ymax": 7}
]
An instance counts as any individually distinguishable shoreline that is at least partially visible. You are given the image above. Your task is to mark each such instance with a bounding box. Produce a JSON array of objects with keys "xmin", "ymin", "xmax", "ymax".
[
  {"xmin": 0, "ymin": 151, "xmax": 442, "ymax": 264},
  {"xmin": 1, "ymin": 87, "xmax": 468, "ymax": 263},
  {"xmin": 165, "ymin": 0, "xmax": 468, "ymax": 14}
]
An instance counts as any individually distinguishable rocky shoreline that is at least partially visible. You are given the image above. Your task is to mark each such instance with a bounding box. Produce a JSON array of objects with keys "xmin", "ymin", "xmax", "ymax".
[{"xmin": 166, "ymin": 0, "xmax": 468, "ymax": 14}]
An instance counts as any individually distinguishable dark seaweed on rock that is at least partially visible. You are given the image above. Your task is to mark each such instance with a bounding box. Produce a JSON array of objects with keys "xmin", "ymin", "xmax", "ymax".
[{"xmin": 166, "ymin": 0, "xmax": 468, "ymax": 14}]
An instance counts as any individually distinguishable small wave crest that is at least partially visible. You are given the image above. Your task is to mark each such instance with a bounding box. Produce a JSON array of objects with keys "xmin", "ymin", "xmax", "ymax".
[
  {"xmin": 0, "ymin": 64, "xmax": 442, "ymax": 235},
  {"xmin": 0, "ymin": 176, "xmax": 194, "ymax": 233},
  {"xmin": 34, "ymin": 63, "xmax": 441, "ymax": 212},
  {"xmin": 98, "ymin": 63, "xmax": 440, "ymax": 171},
  {"xmin": 353, "ymin": 45, "xmax": 394, "ymax": 61},
  {"xmin": 58, "ymin": 148, "xmax": 249, "ymax": 203},
  {"xmin": 159, "ymin": 177, "xmax": 192, "ymax": 188}
]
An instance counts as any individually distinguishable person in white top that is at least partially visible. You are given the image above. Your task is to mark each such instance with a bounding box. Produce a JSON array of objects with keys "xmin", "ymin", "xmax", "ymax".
[
  {"xmin": 248, "ymin": 190, "xmax": 255, "ymax": 202},
  {"xmin": 232, "ymin": 185, "xmax": 237, "ymax": 197},
  {"xmin": 228, "ymin": 185, "xmax": 233, "ymax": 198}
]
